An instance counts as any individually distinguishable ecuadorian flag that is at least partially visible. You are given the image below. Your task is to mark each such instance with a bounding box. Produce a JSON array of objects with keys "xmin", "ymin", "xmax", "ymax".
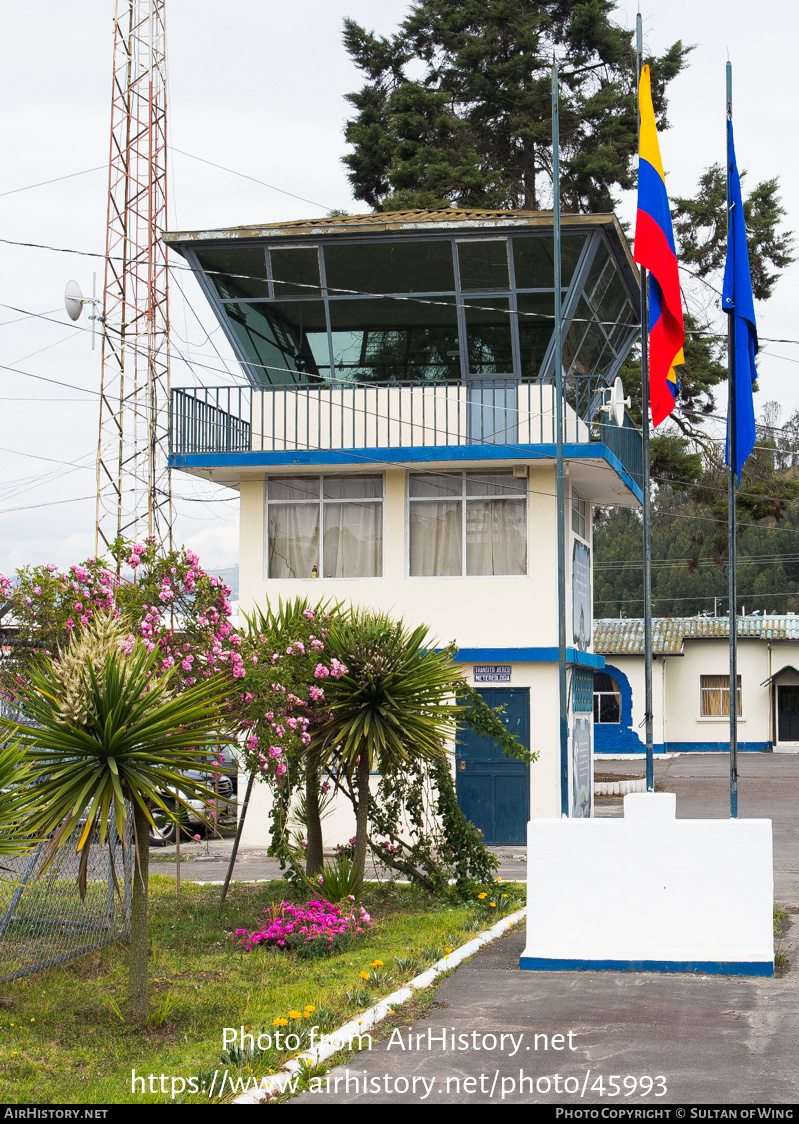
[{"xmin": 634, "ymin": 65, "xmax": 685, "ymax": 427}]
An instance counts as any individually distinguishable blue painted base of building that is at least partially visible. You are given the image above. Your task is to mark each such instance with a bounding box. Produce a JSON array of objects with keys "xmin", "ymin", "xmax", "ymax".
[
  {"xmin": 595, "ymin": 741, "xmax": 771, "ymax": 754},
  {"xmin": 519, "ymin": 956, "xmax": 774, "ymax": 976}
]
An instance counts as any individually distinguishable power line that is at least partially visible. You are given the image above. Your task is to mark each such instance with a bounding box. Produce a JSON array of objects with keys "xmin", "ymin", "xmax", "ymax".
[
  {"xmin": 0, "ymin": 166, "xmax": 105, "ymax": 199},
  {"xmin": 168, "ymin": 147, "xmax": 331, "ymax": 211}
]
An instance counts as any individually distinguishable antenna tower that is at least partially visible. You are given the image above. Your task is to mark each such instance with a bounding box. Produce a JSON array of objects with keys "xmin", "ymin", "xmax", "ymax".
[{"xmin": 96, "ymin": 0, "xmax": 172, "ymax": 555}]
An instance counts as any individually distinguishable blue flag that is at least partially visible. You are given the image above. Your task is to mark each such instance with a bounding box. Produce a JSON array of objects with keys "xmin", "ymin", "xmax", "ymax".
[{"xmin": 722, "ymin": 118, "xmax": 758, "ymax": 483}]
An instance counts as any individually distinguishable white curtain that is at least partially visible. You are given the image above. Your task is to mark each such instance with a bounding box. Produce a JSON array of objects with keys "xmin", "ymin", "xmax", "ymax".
[
  {"xmin": 323, "ymin": 501, "xmax": 382, "ymax": 578},
  {"xmin": 268, "ymin": 505, "xmax": 319, "ymax": 578},
  {"xmin": 410, "ymin": 501, "xmax": 462, "ymax": 576},
  {"xmin": 466, "ymin": 498, "xmax": 526, "ymax": 575}
]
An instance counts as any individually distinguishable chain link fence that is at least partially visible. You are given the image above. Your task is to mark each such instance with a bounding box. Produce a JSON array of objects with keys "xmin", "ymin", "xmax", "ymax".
[{"xmin": 0, "ymin": 812, "xmax": 133, "ymax": 983}]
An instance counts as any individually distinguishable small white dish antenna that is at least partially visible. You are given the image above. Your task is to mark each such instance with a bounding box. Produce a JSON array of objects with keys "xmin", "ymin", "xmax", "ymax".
[
  {"xmin": 63, "ymin": 274, "xmax": 103, "ymax": 348},
  {"xmin": 64, "ymin": 279, "xmax": 84, "ymax": 321},
  {"xmin": 600, "ymin": 377, "xmax": 632, "ymax": 427}
]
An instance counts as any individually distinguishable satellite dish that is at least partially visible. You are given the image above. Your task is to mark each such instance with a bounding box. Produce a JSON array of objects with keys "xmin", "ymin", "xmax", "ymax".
[
  {"xmin": 600, "ymin": 377, "xmax": 631, "ymax": 427},
  {"xmin": 65, "ymin": 280, "xmax": 84, "ymax": 322}
]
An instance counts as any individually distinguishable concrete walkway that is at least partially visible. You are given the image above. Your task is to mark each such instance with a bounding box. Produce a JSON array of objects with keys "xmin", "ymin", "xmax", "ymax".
[{"xmin": 288, "ymin": 754, "xmax": 799, "ymax": 1106}]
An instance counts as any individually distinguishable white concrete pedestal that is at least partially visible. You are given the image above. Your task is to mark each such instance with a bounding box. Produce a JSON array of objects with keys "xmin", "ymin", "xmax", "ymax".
[{"xmin": 520, "ymin": 792, "xmax": 774, "ymax": 975}]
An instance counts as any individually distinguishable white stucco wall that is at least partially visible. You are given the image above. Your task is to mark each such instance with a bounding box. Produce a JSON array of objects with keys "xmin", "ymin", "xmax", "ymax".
[
  {"xmin": 236, "ymin": 462, "xmax": 599, "ymax": 847},
  {"xmin": 600, "ymin": 637, "xmax": 799, "ymax": 751}
]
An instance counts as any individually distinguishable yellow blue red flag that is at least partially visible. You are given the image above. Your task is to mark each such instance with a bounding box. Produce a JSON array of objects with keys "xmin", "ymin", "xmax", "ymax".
[{"xmin": 633, "ymin": 65, "xmax": 685, "ymax": 427}]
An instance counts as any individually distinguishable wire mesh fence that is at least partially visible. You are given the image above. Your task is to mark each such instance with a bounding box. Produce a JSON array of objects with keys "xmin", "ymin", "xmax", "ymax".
[{"xmin": 0, "ymin": 811, "xmax": 133, "ymax": 983}]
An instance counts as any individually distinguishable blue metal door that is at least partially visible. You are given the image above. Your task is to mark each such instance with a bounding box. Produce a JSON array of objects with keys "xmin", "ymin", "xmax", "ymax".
[{"xmin": 456, "ymin": 688, "xmax": 530, "ymax": 844}]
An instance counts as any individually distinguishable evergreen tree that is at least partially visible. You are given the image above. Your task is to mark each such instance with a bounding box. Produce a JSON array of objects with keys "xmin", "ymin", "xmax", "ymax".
[{"xmin": 342, "ymin": 1, "xmax": 688, "ymax": 212}]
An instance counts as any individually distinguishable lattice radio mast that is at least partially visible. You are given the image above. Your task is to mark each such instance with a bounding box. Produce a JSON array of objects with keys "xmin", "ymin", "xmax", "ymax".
[{"xmin": 96, "ymin": 0, "xmax": 172, "ymax": 555}]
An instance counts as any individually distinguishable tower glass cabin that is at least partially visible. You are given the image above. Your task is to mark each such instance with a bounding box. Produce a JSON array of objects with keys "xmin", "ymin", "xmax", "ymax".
[{"xmin": 166, "ymin": 209, "xmax": 642, "ymax": 840}]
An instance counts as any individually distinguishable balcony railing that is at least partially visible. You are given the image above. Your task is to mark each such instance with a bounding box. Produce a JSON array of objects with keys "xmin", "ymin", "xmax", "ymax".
[{"xmin": 170, "ymin": 378, "xmax": 642, "ymax": 489}]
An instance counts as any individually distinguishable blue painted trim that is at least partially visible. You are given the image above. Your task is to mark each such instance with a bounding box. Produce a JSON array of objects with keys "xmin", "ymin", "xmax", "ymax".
[
  {"xmin": 169, "ymin": 443, "xmax": 643, "ymax": 502},
  {"xmin": 518, "ymin": 956, "xmax": 773, "ymax": 977},
  {"xmin": 593, "ymin": 663, "xmax": 645, "ymax": 754},
  {"xmin": 596, "ymin": 741, "xmax": 770, "ymax": 754},
  {"xmin": 453, "ymin": 647, "xmax": 604, "ymax": 668}
]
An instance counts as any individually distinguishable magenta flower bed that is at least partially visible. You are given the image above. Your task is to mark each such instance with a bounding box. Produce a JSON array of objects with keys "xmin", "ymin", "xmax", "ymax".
[{"xmin": 236, "ymin": 899, "xmax": 373, "ymax": 956}]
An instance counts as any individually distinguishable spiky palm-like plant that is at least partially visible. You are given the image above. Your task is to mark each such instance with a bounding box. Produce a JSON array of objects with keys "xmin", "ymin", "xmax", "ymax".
[
  {"xmin": 0, "ymin": 740, "xmax": 40, "ymax": 866},
  {"xmin": 313, "ymin": 612, "xmax": 465, "ymax": 887},
  {"xmin": 0, "ymin": 614, "xmax": 233, "ymax": 1025}
]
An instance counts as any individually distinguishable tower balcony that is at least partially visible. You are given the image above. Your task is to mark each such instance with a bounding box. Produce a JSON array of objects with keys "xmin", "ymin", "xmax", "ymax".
[{"xmin": 169, "ymin": 376, "xmax": 643, "ymax": 505}]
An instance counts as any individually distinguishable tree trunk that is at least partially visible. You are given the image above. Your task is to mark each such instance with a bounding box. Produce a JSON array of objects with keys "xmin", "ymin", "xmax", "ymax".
[
  {"xmin": 353, "ymin": 752, "xmax": 370, "ymax": 890},
  {"xmin": 129, "ymin": 800, "xmax": 150, "ymax": 1026},
  {"xmin": 305, "ymin": 769, "xmax": 324, "ymax": 878}
]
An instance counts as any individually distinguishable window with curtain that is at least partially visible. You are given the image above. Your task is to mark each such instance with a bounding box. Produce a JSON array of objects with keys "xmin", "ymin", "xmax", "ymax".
[
  {"xmin": 408, "ymin": 470, "xmax": 526, "ymax": 576},
  {"xmin": 700, "ymin": 675, "xmax": 742, "ymax": 717},
  {"xmin": 267, "ymin": 475, "xmax": 383, "ymax": 579}
]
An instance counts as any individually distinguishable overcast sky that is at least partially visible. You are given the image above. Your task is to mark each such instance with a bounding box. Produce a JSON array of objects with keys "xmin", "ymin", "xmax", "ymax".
[{"xmin": 1, "ymin": 0, "xmax": 797, "ymax": 578}]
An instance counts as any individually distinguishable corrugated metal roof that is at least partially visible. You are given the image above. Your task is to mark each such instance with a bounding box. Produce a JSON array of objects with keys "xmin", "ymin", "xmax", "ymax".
[{"xmin": 593, "ymin": 615, "xmax": 799, "ymax": 655}]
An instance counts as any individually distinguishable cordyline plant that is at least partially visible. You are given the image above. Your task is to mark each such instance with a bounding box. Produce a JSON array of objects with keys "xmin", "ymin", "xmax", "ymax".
[
  {"xmin": 0, "ymin": 613, "xmax": 234, "ymax": 1026},
  {"xmin": 0, "ymin": 740, "xmax": 41, "ymax": 868}
]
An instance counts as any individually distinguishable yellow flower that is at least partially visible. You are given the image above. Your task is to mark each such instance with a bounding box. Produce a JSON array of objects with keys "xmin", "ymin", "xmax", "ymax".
[
  {"xmin": 444, "ymin": 947, "xmax": 453, "ymax": 953},
  {"xmin": 273, "ymin": 1017, "xmax": 288, "ymax": 1027},
  {"xmin": 370, "ymin": 960, "xmax": 384, "ymax": 968},
  {"xmin": 359, "ymin": 971, "xmax": 370, "ymax": 980},
  {"xmin": 494, "ymin": 878, "xmax": 502, "ymax": 884},
  {"xmin": 288, "ymin": 1010, "xmax": 302, "ymax": 1019},
  {"xmin": 304, "ymin": 1004, "xmax": 316, "ymax": 1013},
  {"xmin": 477, "ymin": 893, "xmax": 487, "ymax": 900},
  {"xmin": 489, "ymin": 902, "xmax": 496, "ymax": 908}
]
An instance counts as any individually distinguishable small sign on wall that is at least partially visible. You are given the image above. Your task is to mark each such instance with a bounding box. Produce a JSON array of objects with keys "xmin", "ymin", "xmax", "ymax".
[{"xmin": 473, "ymin": 664, "xmax": 512, "ymax": 683}]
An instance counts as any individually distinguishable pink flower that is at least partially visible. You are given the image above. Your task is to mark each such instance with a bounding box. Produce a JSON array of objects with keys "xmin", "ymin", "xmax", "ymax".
[{"xmin": 314, "ymin": 664, "xmax": 330, "ymax": 680}]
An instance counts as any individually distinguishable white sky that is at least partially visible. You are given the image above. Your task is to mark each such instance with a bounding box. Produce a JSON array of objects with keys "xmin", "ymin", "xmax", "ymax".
[{"xmin": 1, "ymin": 0, "xmax": 796, "ymax": 577}]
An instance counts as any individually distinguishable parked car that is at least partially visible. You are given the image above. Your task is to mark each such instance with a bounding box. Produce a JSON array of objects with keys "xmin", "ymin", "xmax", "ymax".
[{"xmin": 148, "ymin": 745, "xmax": 239, "ymax": 846}]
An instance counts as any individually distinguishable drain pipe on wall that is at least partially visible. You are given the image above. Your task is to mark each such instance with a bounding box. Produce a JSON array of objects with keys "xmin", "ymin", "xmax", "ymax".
[{"xmin": 661, "ymin": 656, "xmax": 668, "ymax": 755}]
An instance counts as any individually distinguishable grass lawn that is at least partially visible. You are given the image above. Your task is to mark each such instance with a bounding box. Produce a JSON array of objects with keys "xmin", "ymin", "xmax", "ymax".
[{"xmin": 0, "ymin": 875, "xmax": 525, "ymax": 1105}]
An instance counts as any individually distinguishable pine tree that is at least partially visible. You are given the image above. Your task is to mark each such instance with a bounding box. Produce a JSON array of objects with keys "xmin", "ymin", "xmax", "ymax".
[{"xmin": 342, "ymin": 1, "xmax": 689, "ymax": 212}]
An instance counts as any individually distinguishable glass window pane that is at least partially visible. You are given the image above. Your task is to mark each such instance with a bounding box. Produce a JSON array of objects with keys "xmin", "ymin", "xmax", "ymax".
[
  {"xmin": 323, "ymin": 501, "xmax": 382, "ymax": 577},
  {"xmin": 595, "ymin": 271, "xmax": 629, "ymax": 327},
  {"xmin": 583, "ymin": 242, "xmax": 611, "ymax": 304},
  {"xmin": 268, "ymin": 477, "xmax": 319, "ymax": 502},
  {"xmin": 598, "ymin": 693, "xmax": 621, "ymax": 723},
  {"xmin": 562, "ymin": 297, "xmax": 591, "ymax": 373},
  {"xmin": 457, "ymin": 240, "xmax": 510, "ymax": 291},
  {"xmin": 268, "ymin": 503, "xmax": 319, "ymax": 578},
  {"xmin": 466, "ymin": 499, "xmax": 526, "ymax": 575},
  {"xmin": 226, "ymin": 301, "xmax": 328, "ymax": 384},
  {"xmin": 328, "ymin": 297, "xmax": 459, "ymax": 383},
  {"xmin": 323, "ymin": 240, "xmax": 454, "ymax": 294},
  {"xmin": 466, "ymin": 471, "xmax": 525, "ymax": 497},
  {"xmin": 193, "ymin": 246, "xmax": 269, "ymax": 300},
  {"xmin": 517, "ymin": 293, "xmax": 554, "ymax": 379},
  {"xmin": 269, "ymin": 247, "xmax": 322, "ymax": 297},
  {"xmin": 512, "ymin": 234, "xmax": 586, "ymax": 288},
  {"xmin": 409, "ymin": 473, "xmax": 462, "ymax": 499},
  {"xmin": 465, "ymin": 298, "xmax": 513, "ymax": 375},
  {"xmin": 410, "ymin": 501, "xmax": 462, "ymax": 575},
  {"xmin": 323, "ymin": 476, "xmax": 382, "ymax": 500}
]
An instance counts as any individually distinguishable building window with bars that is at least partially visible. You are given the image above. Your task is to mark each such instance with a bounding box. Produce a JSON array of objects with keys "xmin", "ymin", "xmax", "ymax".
[
  {"xmin": 266, "ymin": 475, "xmax": 383, "ymax": 579},
  {"xmin": 408, "ymin": 470, "xmax": 527, "ymax": 577},
  {"xmin": 700, "ymin": 675, "xmax": 742, "ymax": 717}
]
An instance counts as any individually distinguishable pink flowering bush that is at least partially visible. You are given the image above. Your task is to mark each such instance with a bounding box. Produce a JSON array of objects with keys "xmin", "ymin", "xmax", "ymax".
[
  {"xmin": 0, "ymin": 538, "xmax": 238, "ymax": 701},
  {"xmin": 235, "ymin": 898, "xmax": 372, "ymax": 958}
]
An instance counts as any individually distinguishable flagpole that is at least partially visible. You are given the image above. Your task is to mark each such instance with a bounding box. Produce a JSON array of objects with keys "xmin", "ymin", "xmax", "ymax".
[
  {"xmin": 553, "ymin": 56, "xmax": 569, "ymax": 817},
  {"xmin": 727, "ymin": 60, "xmax": 739, "ymax": 820},
  {"xmin": 637, "ymin": 14, "xmax": 655, "ymax": 793}
]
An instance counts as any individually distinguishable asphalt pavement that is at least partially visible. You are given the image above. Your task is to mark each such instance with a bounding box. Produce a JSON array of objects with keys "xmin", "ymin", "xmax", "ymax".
[{"xmin": 285, "ymin": 753, "xmax": 799, "ymax": 1107}]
